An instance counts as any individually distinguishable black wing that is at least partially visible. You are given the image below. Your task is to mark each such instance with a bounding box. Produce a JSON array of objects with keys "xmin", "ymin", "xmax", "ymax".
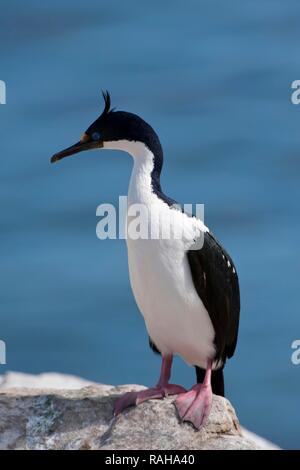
[{"xmin": 187, "ymin": 231, "xmax": 240, "ymax": 365}]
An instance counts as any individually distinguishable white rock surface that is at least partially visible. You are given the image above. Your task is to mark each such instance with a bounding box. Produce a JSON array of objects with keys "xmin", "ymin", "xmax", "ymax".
[
  {"xmin": 241, "ymin": 427, "xmax": 280, "ymax": 450},
  {"xmin": 0, "ymin": 371, "xmax": 96, "ymax": 390}
]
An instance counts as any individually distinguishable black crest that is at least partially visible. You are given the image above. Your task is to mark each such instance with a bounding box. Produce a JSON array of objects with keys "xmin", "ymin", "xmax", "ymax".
[{"xmin": 100, "ymin": 90, "xmax": 114, "ymax": 117}]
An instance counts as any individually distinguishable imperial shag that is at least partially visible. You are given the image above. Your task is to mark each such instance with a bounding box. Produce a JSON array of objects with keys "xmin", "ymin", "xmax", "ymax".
[{"xmin": 51, "ymin": 92, "xmax": 240, "ymax": 429}]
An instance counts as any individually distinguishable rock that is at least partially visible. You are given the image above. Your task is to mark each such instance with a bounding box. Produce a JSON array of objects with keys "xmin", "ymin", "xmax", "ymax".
[
  {"xmin": 0, "ymin": 378, "xmax": 278, "ymax": 450},
  {"xmin": 0, "ymin": 371, "xmax": 96, "ymax": 390},
  {"xmin": 240, "ymin": 427, "xmax": 280, "ymax": 450}
]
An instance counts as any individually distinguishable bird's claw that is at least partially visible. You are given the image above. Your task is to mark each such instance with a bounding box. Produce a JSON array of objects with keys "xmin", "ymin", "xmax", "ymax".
[
  {"xmin": 114, "ymin": 384, "xmax": 186, "ymax": 416},
  {"xmin": 174, "ymin": 383, "xmax": 212, "ymax": 430}
]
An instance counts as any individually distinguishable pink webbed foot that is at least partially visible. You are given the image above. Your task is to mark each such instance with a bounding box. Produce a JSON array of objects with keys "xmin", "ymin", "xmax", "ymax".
[
  {"xmin": 175, "ymin": 382, "xmax": 213, "ymax": 430},
  {"xmin": 114, "ymin": 383, "xmax": 186, "ymax": 416}
]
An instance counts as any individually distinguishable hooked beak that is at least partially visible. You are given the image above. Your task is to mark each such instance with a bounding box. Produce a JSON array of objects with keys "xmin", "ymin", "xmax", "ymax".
[{"xmin": 50, "ymin": 133, "xmax": 103, "ymax": 164}]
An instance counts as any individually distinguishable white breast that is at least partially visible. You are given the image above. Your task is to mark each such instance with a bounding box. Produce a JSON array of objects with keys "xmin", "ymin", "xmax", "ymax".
[
  {"xmin": 103, "ymin": 139, "xmax": 216, "ymax": 368},
  {"xmin": 126, "ymin": 209, "xmax": 215, "ymax": 368}
]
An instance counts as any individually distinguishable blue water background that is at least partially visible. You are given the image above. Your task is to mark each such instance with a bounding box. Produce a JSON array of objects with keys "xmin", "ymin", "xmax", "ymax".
[{"xmin": 1, "ymin": 0, "xmax": 300, "ymax": 449}]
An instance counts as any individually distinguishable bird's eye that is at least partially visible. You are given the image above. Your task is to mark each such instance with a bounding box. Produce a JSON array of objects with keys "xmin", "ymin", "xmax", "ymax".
[{"xmin": 91, "ymin": 131, "xmax": 101, "ymax": 141}]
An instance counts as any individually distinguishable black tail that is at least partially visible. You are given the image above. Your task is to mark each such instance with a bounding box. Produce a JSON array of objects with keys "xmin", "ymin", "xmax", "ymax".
[{"xmin": 195, "ymin": 366, "xmax": 225, "ymax": 397}]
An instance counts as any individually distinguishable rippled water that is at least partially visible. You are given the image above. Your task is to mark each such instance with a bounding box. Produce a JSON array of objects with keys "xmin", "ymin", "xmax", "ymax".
[{"xmin": 1, "ymin": 0, "xmax": 300, "ymax": 448}]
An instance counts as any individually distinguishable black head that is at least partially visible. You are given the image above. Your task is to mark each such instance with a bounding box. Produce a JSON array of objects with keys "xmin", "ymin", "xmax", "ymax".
[{"xmin": 51, "ymin": 91, "xmax": 163, "ymax": 164}]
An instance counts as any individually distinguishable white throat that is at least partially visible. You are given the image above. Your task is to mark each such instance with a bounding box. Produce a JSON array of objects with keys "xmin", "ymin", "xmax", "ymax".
[{"xmin": 103, "ymin": 140, "xmax": 156, "ymax": 205}]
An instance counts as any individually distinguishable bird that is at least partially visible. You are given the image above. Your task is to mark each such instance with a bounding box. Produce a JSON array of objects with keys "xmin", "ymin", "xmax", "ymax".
[{"xmin": 51, "ymin": 91, "xmax": 240, "ymax": 429}]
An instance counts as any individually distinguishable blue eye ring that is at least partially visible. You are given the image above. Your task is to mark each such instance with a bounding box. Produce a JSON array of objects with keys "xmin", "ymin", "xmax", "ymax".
[{"xmin": 91, "ymin": 131, "xmax": 101, "ymax": 141}]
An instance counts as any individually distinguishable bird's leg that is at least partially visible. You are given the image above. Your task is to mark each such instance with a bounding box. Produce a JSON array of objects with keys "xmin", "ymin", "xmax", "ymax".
[
  {"xmin": 154, "ymin": 355, "xmax": 187, "ymax": 396},
  {"xmin": 114, "ymin": 355, "xmax": 186, "ymax": 415},
  {"xmin": 174, "ymin": 359, "xmax": 213, "ymax": 430}
]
